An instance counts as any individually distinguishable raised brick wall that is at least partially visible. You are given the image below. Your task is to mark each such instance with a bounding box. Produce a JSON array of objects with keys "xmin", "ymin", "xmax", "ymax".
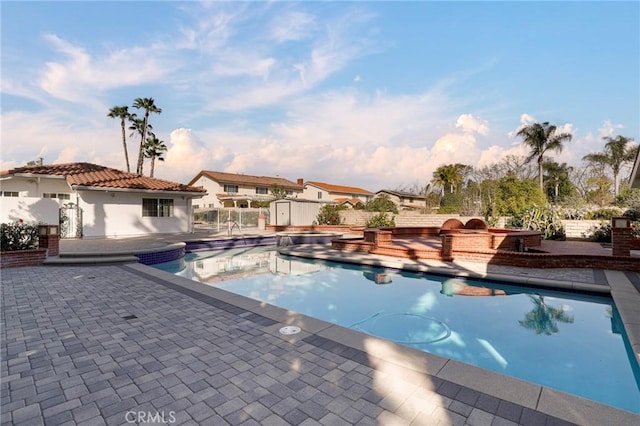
[
  {"xmin": 0, "ymin": 249, "xmax": 47, "ymax": 268},
  {"xmin": 339, "ymin": 213, "xmax": 602, "ymax": 239}
]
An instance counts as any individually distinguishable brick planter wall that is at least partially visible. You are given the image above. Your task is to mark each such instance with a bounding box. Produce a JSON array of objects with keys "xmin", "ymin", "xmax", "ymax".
[{"xmin": 0, "ymin": 249, "xmax": 47, "ymax": 268}]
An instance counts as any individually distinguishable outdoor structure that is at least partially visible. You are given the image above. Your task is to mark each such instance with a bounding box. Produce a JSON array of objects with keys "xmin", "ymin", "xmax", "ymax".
[
  {"xmin": 0, "ymin": 162, "xmax": 206, "ymax": 238},
  {"xmin": 299, "ymin": 179, "xmax": 374, "ymax": 207},
  {"xmin": 188, "ymin": 171, "xmax": 303, "ymax": 208},
  {"xmin": 376, "ymin": 189, "xmax": 427, "ymax": 210},
  {"xmin": 269, "ymin": 199, "xmax": 323, "ymax": 226}
]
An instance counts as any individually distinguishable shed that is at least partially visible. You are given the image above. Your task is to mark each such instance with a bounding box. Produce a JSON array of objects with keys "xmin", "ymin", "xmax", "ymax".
[{"xmin": 269, "ymin": 199, "xmax": 324, "ymax": 226}]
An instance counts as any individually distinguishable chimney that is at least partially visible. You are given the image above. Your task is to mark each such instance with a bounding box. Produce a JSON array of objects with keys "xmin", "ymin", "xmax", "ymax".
[{"xmin": 297, "ymin": 178, "xmax": 304, "ymax": 186}]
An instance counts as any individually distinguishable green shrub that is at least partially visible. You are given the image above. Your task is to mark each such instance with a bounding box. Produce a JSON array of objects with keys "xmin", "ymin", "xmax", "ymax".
[
  {"xmin": 365, "ymin": 213, "xmax": 396, "ymax": 228},
  {"xmin": 316, "ymin": 205, "xmax": 347, "ymax": 225},
  {"xmin": 365, "ymin": 194, "xmax": 398, "ymax": 214},
  {"xmin": 1, "ymin": 220, "xmax": 39, "ymax": 251},
  {"xmin": 507, "ymin": 205, "xmax": 566, "ymax": 240},
  {"xmin": 584, "ymin": 207, "xmax": 624, "ymax": 220},
  {"xmin": 583, "ymin": 222, "xmax": 611, "ymax": 242},
  {"xmin": 438, "ymin": 192, "xmax": 464, "ymax": 214}
]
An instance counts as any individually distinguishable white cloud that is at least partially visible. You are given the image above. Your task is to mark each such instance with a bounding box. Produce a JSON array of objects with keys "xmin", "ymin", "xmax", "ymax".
[
  {"xmin": 598, "ymin": 120, "xmax": 624, "ymax": 139},
  {"xmin": 455, "ymin": 114, "xmax": 489, "ymax": 135},
  {"xmin": 268, "ymin": 11, "xmax": 316, "ymax": 42}
]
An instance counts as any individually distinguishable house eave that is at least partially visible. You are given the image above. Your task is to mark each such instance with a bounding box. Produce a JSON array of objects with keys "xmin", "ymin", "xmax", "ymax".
[{"xmin": 72, "ymin": 185, "xmax": 206, "ymax": 198}]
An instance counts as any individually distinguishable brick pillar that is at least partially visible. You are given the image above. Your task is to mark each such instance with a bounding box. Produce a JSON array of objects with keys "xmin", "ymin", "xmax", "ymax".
[
  {"xmin": 611, "ymin": 218, "xmax": 631, "ymax": 257},
  {"xmin": 38, "ymin": 225, "xmax": 60, "ymax": 257},
  {"xmin": 441, "ymin": 234, "xmax": 452, "ymax": 258},
  {"xmin": 374, "ymin": 230, "xmax": 393, "ymax": 247}
]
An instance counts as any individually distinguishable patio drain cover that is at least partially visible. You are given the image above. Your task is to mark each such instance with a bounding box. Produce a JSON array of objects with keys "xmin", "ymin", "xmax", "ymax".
[
  {"xmin": 279, "ymin": 326, "xmax": 301, "ymax": 335},
  {"xmin": 122, "ymin": 315, "xmax": 138, "ymax": 320}
]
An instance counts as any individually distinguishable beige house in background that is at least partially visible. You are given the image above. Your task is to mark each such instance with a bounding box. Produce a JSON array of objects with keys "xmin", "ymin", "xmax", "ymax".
[
  {"xmin": 376, "ymin": 190, "xmax": 427, "ymax": 210},
  {"xmin": 188, "ymin": 171, "xmax": 303, "ymax": 208},
  {"xmin": 300, "ymin": 180, "xmax": 374, "ymax": 208}
]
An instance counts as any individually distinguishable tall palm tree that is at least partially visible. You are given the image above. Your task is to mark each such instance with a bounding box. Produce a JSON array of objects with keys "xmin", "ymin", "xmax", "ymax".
[
  {"xmin": 582, "ymin": 135, "xmax": 637, "ymax": 196},
  {"xmin": 517, "ymin": 122, "xmax": 572, "ymax": 190},
  {"xmin": 132, "ymin": 97, "xmax": 162, "ymax": 175},
  {"xmin": 128, "ymin": 114, "xmax": 152, "ymax": 176},
  {"xmin": 107, "ymin": 106, "xmax": 131, "ymax": 172},
  {"xmin": 144, "ymin": 134, "xmax": 167, "ymax": 178}
]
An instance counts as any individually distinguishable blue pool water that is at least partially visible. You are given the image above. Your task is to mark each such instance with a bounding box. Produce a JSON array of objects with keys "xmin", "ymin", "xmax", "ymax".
[{"xmin": 153, "ymin": 246, "xmax": 640, "ymax": 414}]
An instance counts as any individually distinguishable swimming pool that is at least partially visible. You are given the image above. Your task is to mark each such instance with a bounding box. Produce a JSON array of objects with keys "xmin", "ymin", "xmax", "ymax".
[{"xmin": 153, "ymin": 246, "xmax": 640, "ymax": 414}]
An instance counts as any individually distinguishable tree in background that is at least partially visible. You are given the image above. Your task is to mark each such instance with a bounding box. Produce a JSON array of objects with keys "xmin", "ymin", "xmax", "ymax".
[
  {"xmin": 490, "ymin": 176, "xmax": 547, "ymax": 218},
  {"xmin": 143, "ymin": 134, "xmax": 167, "ymax": 178},
  {"xmin": 431, "ymin": 163, "xmax": 471, "ymax": 195},
  {"xmin": 132, "ymin": 98, "xmax": 162, "ymax": 175},
  {"xmin": 128, "ymin": 115, "xmax": 152, "ymax": 176},
  {"xmin": 107, "ymin": 105, "xmax": 132, "ymax": 172},
  {"xmin": 269, "ymin": 185, "xmax": 289, "ymax": 200},
  {"xmin": 543, "ymin": 161, "xmax": 574, "ymax": 204},
  {"xmin": 364, "ymin": 194, "xmax": 398, "ymax": 214},
  {"xmin": 517, "ymin": 122, "xmax": 572, "ymax": 189},
  {"xmin": 582, "ymin": 135, "xmax": 637, "ymax": 196}
]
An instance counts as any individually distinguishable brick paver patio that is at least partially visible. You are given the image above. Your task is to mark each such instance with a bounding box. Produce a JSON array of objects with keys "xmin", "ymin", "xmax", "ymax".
[{"xmin": 1, "ymin": 264, "xmax": 585, "ymax": 426}]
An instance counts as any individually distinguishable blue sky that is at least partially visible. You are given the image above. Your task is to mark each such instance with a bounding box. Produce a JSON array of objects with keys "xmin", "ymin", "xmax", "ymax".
[{"xmin": 2, "ymin": 1, "xmax": 638, "ymax": 191}]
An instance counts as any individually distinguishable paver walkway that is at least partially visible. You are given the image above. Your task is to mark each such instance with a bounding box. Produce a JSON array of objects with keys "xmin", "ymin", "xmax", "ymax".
[{"xmin": 1, "ymin": 265, "xmax": 587, "ymax": 426}]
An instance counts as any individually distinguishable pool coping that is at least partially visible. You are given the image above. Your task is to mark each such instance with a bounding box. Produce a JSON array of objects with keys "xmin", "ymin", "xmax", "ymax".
[{"xmin": 127, "ymin": 254, "xmax": 640, "ymax": 425}]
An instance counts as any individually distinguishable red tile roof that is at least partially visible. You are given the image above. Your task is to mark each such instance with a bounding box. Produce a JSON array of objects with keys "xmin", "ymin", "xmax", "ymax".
[
  {"xmin": 335, "ymin": 197, "xmax": 365, "ymax": 206},
  {"xmin": 1, "ymin": 163, "xmax": 206, "ymax": 193},
  {"xmin": 305, "ymin": 181, "xmax": 373, "ymax": 195},
  {"xmin": 189, "ymin": 170, "xmax": 302, "ymax": 190}
]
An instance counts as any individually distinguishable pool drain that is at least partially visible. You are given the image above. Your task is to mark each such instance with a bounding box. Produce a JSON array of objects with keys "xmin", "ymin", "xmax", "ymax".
[{"xmin": 279, "ymin": 326, "xmax": 301, "ymax": 335}]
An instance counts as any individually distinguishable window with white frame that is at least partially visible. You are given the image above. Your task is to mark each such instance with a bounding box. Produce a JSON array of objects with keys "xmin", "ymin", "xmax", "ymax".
[
  {"xmin": 43, "ymin": 193, "xmax": 71, "ymax": 200},
  {"xmin": 224, "ymin": 184, "xmax": 238, "ymax": 193},
  {"xmin": 142, "ymin": 198, "xmax": 174, "ymax": 217},
  {"xmin": 2, "ymin": 191, "xmax": 19, "ymax": 197},
  {"xmin": 255, "ymin": 187, "xmax": 268, "ymax": 195},
  {"xmin": 317, "ymin": 192, "xmax": 322, "ymax": 199}
]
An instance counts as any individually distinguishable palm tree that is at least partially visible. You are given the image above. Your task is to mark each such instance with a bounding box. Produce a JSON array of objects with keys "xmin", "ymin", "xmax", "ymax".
[
  {"xmin": 517, "ymin": 122, "xmax": 572, "ymax": 190},
  {"xmin": 128, "ymin": 114, "xmax": 152, "ymax": 176},
  {"xmin": 582, "ymin": 135, "xmax": 637, "ymax": 196},
  {"xmin": 132, "ymin": 98, "xmax": 162, "ymax": 175},
  {"xmin": 107, "ymin": 106, "xmax": 131, "ymax": 172},
  {"xmin": 519, "ymin": 295, "xmax": 574, "ymax": 335},
  {"xmin": 431, "ymin": 164, "xmax": 469, "ymax": 195},
  {"xmin": 144, "ymin": 134, "xmax": 167, "ymax": 178},
  {"xmin": 543, "ymin": 161, "xmax": 572, "ymax": 203}
]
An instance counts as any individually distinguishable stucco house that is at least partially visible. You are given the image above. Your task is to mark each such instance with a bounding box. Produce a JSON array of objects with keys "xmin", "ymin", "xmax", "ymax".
[
  {"xmin": 376, "ymin": 189, "xmax": 427, "ymax": 210},
  {"xmin": 300, "ymin": 180, "xmax": 374, "ymax": 207},
  {"xmin": 0, "ymin": 162, "xmax": 206, "ymax": 238},
  {"xmin": 187, "ymin": 171, "xmax": 303, "ymax": 208}
]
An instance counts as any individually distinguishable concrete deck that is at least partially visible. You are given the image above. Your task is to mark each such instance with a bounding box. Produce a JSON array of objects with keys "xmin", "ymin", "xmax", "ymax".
[{"xmin": 2, "ymin": 232, "xmax": 639, "ymax": 425}]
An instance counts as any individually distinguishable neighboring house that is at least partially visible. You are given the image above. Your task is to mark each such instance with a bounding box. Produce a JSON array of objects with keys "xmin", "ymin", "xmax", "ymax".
[
  {"xmin": 188, "ymin": 171, "xmax": 303, "ymax": 208},
  {"xmin": 376, "ymin": 190, "xmax": 427, "ymax": 210},
  {"xmin": 0, "ymin": 162, "xmax": 206, "ymax": 238},
  {"xmin": 300, "ymin": 180, "xmax": 374, "ymax": 207}
]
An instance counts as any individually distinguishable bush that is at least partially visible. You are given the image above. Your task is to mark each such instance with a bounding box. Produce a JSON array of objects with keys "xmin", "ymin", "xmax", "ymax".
[
  {"xmin": 438, "ymin": 192, "xmax": 464, "ymax": 214},
  {"xmin": 365, "ymin": 213, "xmax": 396, "ymax": 228},
  {"xmin": 1, "ymin": 220, "xmax": 39, "ymax": 251},
  {"xmin": 316, "ymin": 205, "xmax": 347, "ymax": 225},
  {"xmin": 507, "ymin": 205, "xmax": 566, "ymax": 240},
  {"xmin": 365, "ymin": 195, "xmax": 398, "ymax": 214},
  {"xmin": 583, "ymin": 222, "xmax": 611, "ymax": 243},
  {"xmin": 583, "ymin": 207, "xmax": 624, "ymax": 220}
]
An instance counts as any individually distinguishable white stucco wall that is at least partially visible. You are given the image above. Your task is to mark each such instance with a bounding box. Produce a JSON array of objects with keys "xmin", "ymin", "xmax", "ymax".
[
  {"xmin": 77, "ymin": 191, "xmax": 193, "ymax": 238},
  {"xmin": 0, "ymin": 175, "xmax": 72, "ymax": 197},
  {"xmin": 0, "ymin": 196, "xmax": 62, "ymax": 224},
  {"xmin": 191, "ymin": 176, "xmax": 222, "ymax": 208}
]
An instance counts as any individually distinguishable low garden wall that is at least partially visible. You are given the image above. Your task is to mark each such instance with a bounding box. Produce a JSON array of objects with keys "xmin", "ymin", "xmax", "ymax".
[
  {"xmin": 338, "ymin": 212, "xmax": 603, "ymax": 239},
  {"xmin": 0, "ymin": 249, "xmax": 47, "ymax": 268}
]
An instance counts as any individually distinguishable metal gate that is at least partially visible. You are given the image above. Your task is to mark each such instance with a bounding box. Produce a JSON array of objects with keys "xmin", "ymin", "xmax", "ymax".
[{"xmin": 59, "ymin": 203, "xmax": 83, "ymax": 238}]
